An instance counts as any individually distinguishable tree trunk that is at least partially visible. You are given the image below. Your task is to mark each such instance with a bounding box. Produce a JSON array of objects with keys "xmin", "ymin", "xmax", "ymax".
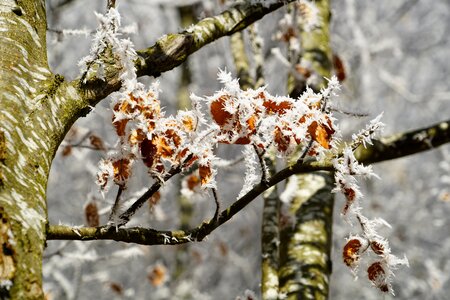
[{"xmin": 0, "ymin": 1, "xmax": 79, "ymax": 298}]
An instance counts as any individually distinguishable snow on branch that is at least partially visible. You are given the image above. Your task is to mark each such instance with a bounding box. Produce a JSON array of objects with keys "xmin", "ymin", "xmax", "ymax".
[{"xmin": 78, "ymin": 7, "xmax": 138, "ymax": 90}]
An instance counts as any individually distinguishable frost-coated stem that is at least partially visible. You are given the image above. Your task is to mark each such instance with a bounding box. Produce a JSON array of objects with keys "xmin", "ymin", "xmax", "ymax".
[
  {"xmin": 116, "ymin": 162, "xmax": 184, "ymax": 226},
  {"xmin": 211, "ymin": 188, "xmax": 221, "ymax": 223},
  {"xmin": 115, "ymin": 154, "xmax": 194, "ymax": 226},
  {"xmin": 107, "ymin": 186, "xmax": 124, "ymax": 223}
]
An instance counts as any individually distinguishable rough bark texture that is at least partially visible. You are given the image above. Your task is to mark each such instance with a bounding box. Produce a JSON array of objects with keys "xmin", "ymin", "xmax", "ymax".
[
  {"xmin": 261, "ymin": 183, "xmax": 280, "ymax": 300},
  {"xmin": 0, "ymin": 1, "xmax": 92, "ymax": 298},
  {"xmin": 0, "ymin": 1, "xmax": 50, "ymax": 298},
  {"xmin": 278, "ymin": 173, "xmax": 334, "ymax": 299}
]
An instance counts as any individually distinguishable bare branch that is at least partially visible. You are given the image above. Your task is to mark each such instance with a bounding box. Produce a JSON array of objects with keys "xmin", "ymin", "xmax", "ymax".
[
  {"xmin": 47, "ymin": 159, "xmax": 328, "ymax": 244},
  {"xmin": 355, "ymin": 119, "xmax": 450, "ymax": 164}
]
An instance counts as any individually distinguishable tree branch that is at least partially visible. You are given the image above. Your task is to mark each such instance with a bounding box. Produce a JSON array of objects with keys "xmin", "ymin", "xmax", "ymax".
[
  {"xmin": 135, "ymin": 1, "xmax": 295, "ymax": 78},
  {"xmin": 47, "ymin": 159, "xmax": 325, "ymax": 245},
  {"xmin": 46, "ymin": 119, "xmax": 450, "ymax": 244},
  {"xmin": 355, "ymin": 119, "xmax": 450, "ymax": 164},
  {"xmin": 76, "ymin": 1, "xmax": 296, "ymax": 105}
]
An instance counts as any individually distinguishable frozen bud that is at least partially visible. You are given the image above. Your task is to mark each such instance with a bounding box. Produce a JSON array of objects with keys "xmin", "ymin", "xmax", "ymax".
[
  {"xmin": 109, "ymin": 282, "xmax": 123, "ymax": 295},
  {"xmin": 61, "ymin": 145, "xmax": 72, "ymax": 157},
  {"xmin": 149, "ymin": 191, "xmax": 161, "ymax": 206},
  {"xmin": 367, "ymin": 261, "xmax": 389, "ymax": 293},
  {"xmin": 147, "ymin": 263, "xmax": 168, "ymax": 287},
  {"xmin": 370, "ymin": 241, "xmax": 385, "ymax": 256},
  {"xmin": 343, "ymin": 237, "xmax": 367, "ymax": 268}
]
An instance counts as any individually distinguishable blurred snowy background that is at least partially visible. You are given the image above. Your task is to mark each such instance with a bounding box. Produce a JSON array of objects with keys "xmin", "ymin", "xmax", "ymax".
[{"xmin": 44, "ymin": 1, "xmax": 450, "ymax": 299}]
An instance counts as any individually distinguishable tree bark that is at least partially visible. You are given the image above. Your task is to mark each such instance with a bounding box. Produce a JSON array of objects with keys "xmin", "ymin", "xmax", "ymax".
[
  {"xmin": 0, "ymin": 1, "xmax": 50, "ymax": 298},
  {"xmin": 0, "ymin": 1, "xmax": 91, "ymax": 298}
]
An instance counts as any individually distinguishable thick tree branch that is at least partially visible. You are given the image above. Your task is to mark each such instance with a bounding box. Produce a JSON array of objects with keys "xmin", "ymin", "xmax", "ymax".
[
  {"xmin": 74, "ymin": 1, "xmax": 295, "ymax": 106},
  {"xmin": 46, "ymin": 119, "xmax": 450, "ymax": 244},
  {"xmin": 134, "ymin": 1, "xmax": 295, "ymax": 78},
  {"xmin": 355, "ymin": 119, "xmax": 450, "ymax": 164}
]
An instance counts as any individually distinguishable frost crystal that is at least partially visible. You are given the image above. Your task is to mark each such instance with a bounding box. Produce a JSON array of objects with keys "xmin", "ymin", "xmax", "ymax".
[
  {"xmin": 79, "ymin": 7, "xmax": 138, "ymax": 89},
  {"xmin": 351, "ymin": 112, "xmax": 385, "ymax": 148},
  {"xmin": 238, "ymin": 146, "xmax": 260, "ymax": 198}
]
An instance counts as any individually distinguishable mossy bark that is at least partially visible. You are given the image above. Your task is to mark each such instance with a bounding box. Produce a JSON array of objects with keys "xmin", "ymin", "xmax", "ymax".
[
  {"xmin": 278, "ymin": 173, "xmax": 334, "ymax": 299},
  {"xmin": 0, "ymin": 2, "xmax": 50, "ymax": 298},
  {"xmin": 0, "ymin": 1, "xmax": 88, "ymax": 298}
]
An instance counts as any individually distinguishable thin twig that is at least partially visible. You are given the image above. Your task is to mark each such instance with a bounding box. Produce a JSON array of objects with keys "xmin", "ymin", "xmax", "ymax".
[
  {"xmin": 297, "ymin": 139, "xmax": 314, "ymax": 164},
  {"xmin": 116, "ymin": 154, "xmax": 193, "ymax": 227},
  {"xmin": 211, "ymin": 188, "xmax": 220, "ymax": 223},
  {"xmin": 253, "ymin": 145, "xmax": 269, "ymax": 185},
  {"xmin": 329, "ymin": 106, "xmax": 369, "ymax": 117},
  {"xmin": 61, "ymin": 144, "xmax": 112, "ymax": 151},
  {"xmin": 108, "ymin": 186, "xmax": 124, "ymax": 223},
  {"xmin": 72, "ymin": 131, "xmax": 92, "ymax": 147}
]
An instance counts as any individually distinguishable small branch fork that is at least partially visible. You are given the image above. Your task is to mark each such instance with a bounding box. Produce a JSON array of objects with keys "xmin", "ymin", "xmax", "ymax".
[
  {"xmin": 114, "ymin": 155, "xmax": 193, "ymax": 227},
  {"xmin": 47, "ymin": 119, "xmax": 450, "ymax": 245}
]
